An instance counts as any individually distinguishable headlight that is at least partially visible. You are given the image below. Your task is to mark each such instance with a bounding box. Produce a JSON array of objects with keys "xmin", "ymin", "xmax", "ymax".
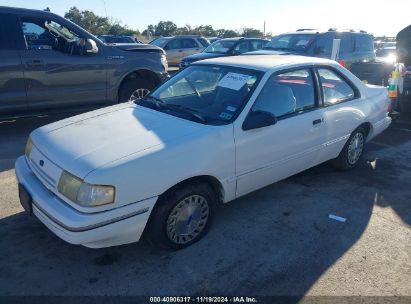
[
  {"xmin": 25, "ymin": 137, "xmax": 33, "ymax": 159},
  {"xmin": 58, "ymin": 171, "xmax": 115, "ymax": 207},
  {"xmin": 161, "ymin": 54, "xmax": 168, "ymax": 70}
]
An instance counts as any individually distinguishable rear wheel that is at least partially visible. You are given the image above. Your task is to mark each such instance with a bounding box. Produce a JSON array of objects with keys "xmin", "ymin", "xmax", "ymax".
[
  {"xmin": 118, "ymin": 78, "xmax": 154, "ymax": 103},
  {"xmin": 332, "ymin": 127, "xmax": 366, "ymax": 170},
  {"xmin": 146, "ymin": 183, "xmax": 216, "ymax": 250}
]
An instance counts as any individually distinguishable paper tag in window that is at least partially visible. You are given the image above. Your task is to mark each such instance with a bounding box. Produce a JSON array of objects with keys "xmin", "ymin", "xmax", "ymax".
[{"xmin": 218, "ymin": 73, "xmax": 251, "ymax": 90}]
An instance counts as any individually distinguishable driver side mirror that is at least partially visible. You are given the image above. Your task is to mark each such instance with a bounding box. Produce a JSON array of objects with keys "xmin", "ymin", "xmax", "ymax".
[
  {"xmin": 86, "ymin": 39, "xmax": 98, "ymax": 54},
  {"xmin": 242, "ymin": 110, "xmax": 277, "ymax": 131}
]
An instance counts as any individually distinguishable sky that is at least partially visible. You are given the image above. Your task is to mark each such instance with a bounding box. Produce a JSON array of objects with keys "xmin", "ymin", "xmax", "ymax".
[{"xmin": 0, "ymin": 0, "xmax": 410, "ymax": 37}]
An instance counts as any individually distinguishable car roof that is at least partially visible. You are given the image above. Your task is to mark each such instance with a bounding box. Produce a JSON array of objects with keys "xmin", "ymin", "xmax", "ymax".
[
  {"xmin": 194, "ymin": 54, "xmax": 337, "ymax": 72},
  {"xmin": 218, "ymin": 37, "xmax": 265, "ymax": 41},
  {"xmin": 0, "ymin": 6, "xmax": 60, "ymax": 18}
]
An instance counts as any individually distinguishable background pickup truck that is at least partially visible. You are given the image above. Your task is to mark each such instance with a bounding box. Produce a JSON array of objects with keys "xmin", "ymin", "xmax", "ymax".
[{"xmin": 0, "ymin": 6, "xmax": 169, "ymax": 119}]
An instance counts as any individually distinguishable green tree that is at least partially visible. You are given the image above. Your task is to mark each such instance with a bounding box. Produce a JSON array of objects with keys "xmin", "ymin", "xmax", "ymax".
[
  {"xmin": 216, "ymin": 29, "xmax": 239, "ymax": 38},
  {"xmin": 64, "ymin": 6, "xmax": 139, "ymax": 36},
  {"xmin": 240, "ymin": 27, "xmax": 264, "ymax": 38},
  {"xmin": 154, "ymin": 21, "xmax": 178, "ymax": 36},
  {"xmin": 194, "ymin": 25, "xmax": 216, "ymax": 37}
]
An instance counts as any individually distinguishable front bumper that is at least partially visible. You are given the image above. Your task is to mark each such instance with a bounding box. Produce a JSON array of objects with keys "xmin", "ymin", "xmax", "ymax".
[{"xmin": 15, "ymin": 156, "xmax": 158, "ymax": 248}]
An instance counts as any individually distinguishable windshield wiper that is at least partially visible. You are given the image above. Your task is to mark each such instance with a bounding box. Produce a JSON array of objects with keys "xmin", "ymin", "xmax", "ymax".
[
  {"xmin": 166, "ymin": 104, "xmax": 208, "ymax": 123},
  {"xmin": 141, "ymin": 97, "xmax": 207, "ymax": 124},
  {"xmin": 138, "ymin": 95, "xmax": 165, "ymax": 108}
]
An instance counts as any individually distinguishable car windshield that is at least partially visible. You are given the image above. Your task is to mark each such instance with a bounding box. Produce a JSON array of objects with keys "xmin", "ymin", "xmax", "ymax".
[
  {"xmin": 138, "ymin": 65, "xmax": 262, "ymax": 125},
  {"xmin": 204, "ymin": 40, "xmax": 237, "ymax": 54},
  {"xmin": 264, "ymin": 34, "xmax": 316, "ymax": 51},
  {"xmin": 150, "ymin": 37, "xmax": 169, "ymax": 47}
]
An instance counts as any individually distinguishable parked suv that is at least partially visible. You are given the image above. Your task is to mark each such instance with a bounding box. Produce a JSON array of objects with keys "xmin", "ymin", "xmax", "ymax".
[
  {"xmin": 0, "ymin": 7, "xmax": 168, "ymax": 118},
  {"xmin": 179, "ymin": 37, "xmax": 268, "ymax": 69},
  {"xmin": 150, "ymin": 35, "xmax": 210, "ymax": 66},
  {"xmin": 251, "ymin": 29, "xmax": 375, "ymax": 70}
]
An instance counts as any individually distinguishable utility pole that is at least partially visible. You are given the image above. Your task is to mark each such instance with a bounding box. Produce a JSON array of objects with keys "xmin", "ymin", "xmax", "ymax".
[{"xmin": 264, "ymin": 21, "xmax": 266, "ymax": 37}]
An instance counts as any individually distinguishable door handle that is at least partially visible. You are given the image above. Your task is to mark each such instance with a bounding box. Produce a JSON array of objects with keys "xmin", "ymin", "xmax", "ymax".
[
  {"xmin": 26, "ymin": 60, "xmax": 44, "ymax": 66},
  {"xmin": 178, "ymin": 50, "xmax": 183, "ymax": 53},
  {"xmin": 312, "ymin": 118, "xmax": 324, "ymax": 125}
]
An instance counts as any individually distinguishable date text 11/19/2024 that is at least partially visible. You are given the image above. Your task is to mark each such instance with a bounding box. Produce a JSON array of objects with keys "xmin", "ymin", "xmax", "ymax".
[{"xmin": 149, "ymin": 296, "xmax": 258, "ymax": 303}]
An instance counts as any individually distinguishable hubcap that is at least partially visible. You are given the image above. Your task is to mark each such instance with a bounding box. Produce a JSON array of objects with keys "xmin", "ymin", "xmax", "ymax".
[
  {"xmin": 129, "ymin": 88, "xmax": 150, "ymax": 102},
  {"xmin": 166, "ymin": 195, "xmax": 209, "ymax": 245},
  {"xmin": 347, "ymin": 132, "xmax": 364, "ymax": 165}
]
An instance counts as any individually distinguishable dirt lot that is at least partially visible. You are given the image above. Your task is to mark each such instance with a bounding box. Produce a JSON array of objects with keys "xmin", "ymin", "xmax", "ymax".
[{"xmin": 0, "ymin": 113, "xmax": 410, "ymax": 299}]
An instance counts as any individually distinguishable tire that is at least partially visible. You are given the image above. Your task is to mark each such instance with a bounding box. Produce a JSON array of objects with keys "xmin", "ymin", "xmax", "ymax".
[
  {"xmin": 145, "ymin": 183, "xmax": 216, "ymax": 250},
  {"xmin": 331, "ymin": 127, "xmax": 366, "ymax": 171},
  {"xmin": 118, "ymin": 78, "xmax": 154, "ymax": 103}
]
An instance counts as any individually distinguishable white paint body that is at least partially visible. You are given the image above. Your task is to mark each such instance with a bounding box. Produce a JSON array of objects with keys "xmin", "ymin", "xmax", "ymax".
[{"xmin": 15, "ymin": 55, "xmax": 391, "ymax": 248}]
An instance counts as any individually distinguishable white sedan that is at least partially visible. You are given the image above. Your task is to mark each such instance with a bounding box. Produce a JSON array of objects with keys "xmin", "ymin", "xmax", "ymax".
[{"xmin": 15, "ymin": 55, "xmax": 391, "ymax": 249}]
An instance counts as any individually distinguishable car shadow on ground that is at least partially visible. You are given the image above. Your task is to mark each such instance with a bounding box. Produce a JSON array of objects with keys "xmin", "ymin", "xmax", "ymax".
[{"xmin": 1, "ymin": 129, "xmax": 410, "ymax": 296}]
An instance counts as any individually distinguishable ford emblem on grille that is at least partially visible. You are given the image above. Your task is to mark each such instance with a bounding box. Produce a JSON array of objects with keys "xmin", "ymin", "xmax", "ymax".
[{"xmin": 39, "ymin": 160, "xmax": 44, "ymax": 167}]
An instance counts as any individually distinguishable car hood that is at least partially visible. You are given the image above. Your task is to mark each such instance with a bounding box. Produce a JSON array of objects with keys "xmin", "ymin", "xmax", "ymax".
[
  {"xmin": 245, "ymin": 49, "xmax": 292, "ymax": 55},
  {"xmin": 184, "ymin": 52, "xmax": 227, "ymax": 63},
  {"xmin": 31, "ymin": 103, "xmax": 209, "ymax": 179},
  {"xmin": 113, "ymin": 43, "xmax": 164, "ymax": 53}
]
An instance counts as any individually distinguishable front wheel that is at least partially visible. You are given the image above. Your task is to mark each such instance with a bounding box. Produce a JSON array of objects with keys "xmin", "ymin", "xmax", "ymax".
[
  {"xmin": 118, "ymin": 78, "xmax": 154, "ymax": 103},
  {"xmin": 332, "ymin": 127, "xmax": 366, "ymax": 170},
  {"xmin": 145, "ymin": 183, "xmax": 216, "ymax": 250}
]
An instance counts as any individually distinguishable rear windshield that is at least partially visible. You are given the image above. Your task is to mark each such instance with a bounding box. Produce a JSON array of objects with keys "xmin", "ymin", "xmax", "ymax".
[
  {"xmin": 264, "ymin": 34, "xmax": 316, "ymax": 51},
  {"xmin": 204, "ymin": 40, "xmax": 237, "ymax": 54},
  {"xmin": 103, "ymin": 36, "xmax": 134, "ymax": 44},
  {"xmin": 150, "ymin": 38, "xmax": 169, "ymax": 47}
]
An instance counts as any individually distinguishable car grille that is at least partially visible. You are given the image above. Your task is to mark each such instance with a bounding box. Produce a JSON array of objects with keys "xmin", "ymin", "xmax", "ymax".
[{"xmin": 28, "ymin": 146, "xmax": 63, "ymax": 192}]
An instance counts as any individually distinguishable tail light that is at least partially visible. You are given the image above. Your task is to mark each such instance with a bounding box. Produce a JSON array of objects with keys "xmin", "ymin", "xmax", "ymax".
[{"xmin": 339, "ymin": 59, "xmax": 346, "ymax": 67}]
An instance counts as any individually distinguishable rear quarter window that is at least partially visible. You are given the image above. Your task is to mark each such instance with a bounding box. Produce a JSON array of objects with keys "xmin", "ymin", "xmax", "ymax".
[
  {"xmin": 197, "ymin": 38, "xmax": 209, "ymax": 47},
  {"xmin": 317, "ymin": 68, "xmax": 358, "ymax": 106},
  {"xmin": 0, "ymin": 14, "xmax": 21, "ymax": 50}
]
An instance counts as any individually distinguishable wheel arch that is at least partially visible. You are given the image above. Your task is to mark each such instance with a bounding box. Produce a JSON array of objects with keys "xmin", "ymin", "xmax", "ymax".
[
  {"xmin": 357, "ymin": 122, "xmax": 373, "ymax": 141},
  {"xmin": 159, "ymin": 175, "xmax": 225, "ymax": 205},
  {"xmin": 117, "ymin": 69, "xmax": 162, "ymax": 102}
]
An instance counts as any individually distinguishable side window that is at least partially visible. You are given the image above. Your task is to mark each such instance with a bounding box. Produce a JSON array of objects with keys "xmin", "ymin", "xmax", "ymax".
[
  {"xmin": 20, "ymin": 18, "xmax": 84, "ymax": 54},
  {"xmin": 252, "ymin": 69, "xmax": 316, "ymax": 118},
  {"xmin": 197, "ymin": 38, "xmax": 209, "ymax": 47},
  {"xmin": 233, "ymin": 41, "xmax": 250, "ymax": 54},
  {"xmin": 338, "ymin": 34, "xmax": 354, "ymax": 54},
  {"xmin": 0, "ymin": 14, "xmax": 20, "ymax": 50},
  {"xmin": 181, "ymin": 38, "xmax": 198, "ymax": 49},
  {"xmin": 250, "ymin": 40, "xmax": 263, "ymax": 51},
  {"xmin": 318, "ymin": 68, "xmax": 356, "ymax": 106},
  {"xmin": 356, "ymin": 35, "xmax": 373, "ymax": 52},
  {"xmin": 165, "ymin": 39, "xmax": 181, "ymax": 50},
  {"xmin": 313, "ymin": 33, "xmax": 333, "ymax": 55}
]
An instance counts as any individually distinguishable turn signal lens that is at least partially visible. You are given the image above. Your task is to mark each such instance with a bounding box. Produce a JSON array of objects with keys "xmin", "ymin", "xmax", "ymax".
[{"xmin": 25, "ymin": 137, "xmax": 33, "ymax": 159}]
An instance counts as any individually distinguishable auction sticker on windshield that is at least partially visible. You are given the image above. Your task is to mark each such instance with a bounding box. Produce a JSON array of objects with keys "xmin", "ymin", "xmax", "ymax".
[{"xmin": 218, "ymin": 72, "xmax": 251, "ymax": 90}]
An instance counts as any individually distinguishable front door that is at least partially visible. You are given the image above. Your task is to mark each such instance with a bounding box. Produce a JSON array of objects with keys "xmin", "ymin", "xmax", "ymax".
[
  {"xmin": 0, "ymin": 14, "xmax": 27, "ymax": 115},
  {"xmin": 164, "ymin": 38, "xmax": 183, "ymax": 66},
  {"xmin": 18, "ymin": 16, "xmax": 108, "ymax": 111},
  {"xmin": 234, "ymin": 68, "xmax": 327, "ymax": 197}
]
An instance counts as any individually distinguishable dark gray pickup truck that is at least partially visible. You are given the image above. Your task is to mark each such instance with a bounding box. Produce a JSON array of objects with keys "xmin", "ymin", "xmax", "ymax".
[{"xmin": 0, "ymin": 6, "xmax": 169, "ymax": 119}]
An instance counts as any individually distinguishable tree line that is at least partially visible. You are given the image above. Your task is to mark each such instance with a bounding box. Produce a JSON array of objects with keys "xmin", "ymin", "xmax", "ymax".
[{"xmin": 64, "ymin": 7, "xmax": 268, "ymax": 41}]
